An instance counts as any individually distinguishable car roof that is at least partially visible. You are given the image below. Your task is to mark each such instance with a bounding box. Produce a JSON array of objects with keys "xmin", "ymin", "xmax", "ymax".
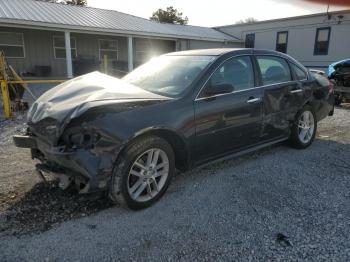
[
  {"xmin": 166, "ymin": 48, "xmax": 246, "ymax": 56},
  {"xmin": 165, "ymin": 48, "xmax": 307, "ymax": 73},
  {"xmin": 166, "ymin": 48, "xmax": 288, "ymax": 57}
]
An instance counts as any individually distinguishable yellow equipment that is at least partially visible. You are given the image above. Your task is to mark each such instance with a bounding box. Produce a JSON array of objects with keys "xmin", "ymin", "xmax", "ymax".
[
  {"xmin": 0, "ymin": 51, "xmax": 13, "ymax": 118},
  {"xmin": 0, "ymin": 51, "xmax": 66, "ymax": 119},
  {"xmin": 1, "ymin": 51, "xmax": 117, "ymax": 119}
]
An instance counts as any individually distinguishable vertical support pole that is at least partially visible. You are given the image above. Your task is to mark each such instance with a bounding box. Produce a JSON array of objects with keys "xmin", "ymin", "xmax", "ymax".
[
  {"xmin": 128, "ymin": 36, "xmax": 133, "ymax": 72},
  {"xmin": 1, "ymin": 81, "xmax": 12, "ymax": 119},
  {"xmin": 64, "ymin": 31, "xmax": 73, "ymax": 78},
  {"xmin": 103, "ymin": 54, "xmax": 108, "ymax": 74},
  {"xmin": 175, "ymin": 40, "xmax": 180, "ymax": 51}
]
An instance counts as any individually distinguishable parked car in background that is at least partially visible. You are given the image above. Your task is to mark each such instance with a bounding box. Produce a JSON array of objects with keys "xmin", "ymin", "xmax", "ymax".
[
  {"xmin": 309, "ymin": 69, "xmax": 326, "ymax": 76},
  {"xmin": 328, "ymin": 59, "xmax": 350, "ymax": 105},
  {"xmin": 13, "ymin": 49, "xmax": 335, "ymax": 209}
]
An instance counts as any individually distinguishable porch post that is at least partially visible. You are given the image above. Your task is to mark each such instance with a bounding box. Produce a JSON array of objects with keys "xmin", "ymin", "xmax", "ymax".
[
  {"xmin": 64, "ymin": 31, "xmax": 73, "ymax": 78},
  {"xmin": 175, "ymin": 40, "xmax": 180, "ymax": 51},
  {"xmin": 128, "ymin": 36, "xmax": 133, "ymax": 72}
]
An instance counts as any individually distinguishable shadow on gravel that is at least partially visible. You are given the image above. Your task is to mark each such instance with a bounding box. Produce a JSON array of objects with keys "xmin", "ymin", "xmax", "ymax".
[
  {"xmin": 0, "ymin": 180, "xmax": 113, "ymax": 237},
  {"xmin": 1, "ymin": 138, "xmax": 349, "ymax": 238}
]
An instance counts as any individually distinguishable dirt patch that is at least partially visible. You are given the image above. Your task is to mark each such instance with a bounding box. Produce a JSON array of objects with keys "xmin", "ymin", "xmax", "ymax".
[
  {"xmin": 0, "ymin": 117, "xmax": 113, "ymax": 237},
  {"xmin": 0, "ymin": 180, "xmax": 112, "ymax": 236}
]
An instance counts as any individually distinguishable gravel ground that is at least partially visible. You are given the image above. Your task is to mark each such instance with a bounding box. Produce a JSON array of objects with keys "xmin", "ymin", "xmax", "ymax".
[{"xmin": 0, "ymin": 107, "xmax": 349, "ymax": 261}]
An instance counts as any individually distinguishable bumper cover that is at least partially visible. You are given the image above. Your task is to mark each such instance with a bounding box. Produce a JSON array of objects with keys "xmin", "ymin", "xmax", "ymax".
[
  {"xmin": 13, "ymin": 135, "xmax": 37, "ymax": 148},
  {"xmin": 13, "ymin": 134, "xmax": 115, "ymax": 192}
]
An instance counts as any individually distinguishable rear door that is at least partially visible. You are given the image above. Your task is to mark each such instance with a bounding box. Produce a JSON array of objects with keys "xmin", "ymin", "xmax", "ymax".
[
  {"xmin": 194, "ymin": 55, "xmax": 263, "ymax": 163},
  {"xmin": 254, "ymin": 55, "xmax": 304, "ymax": 140},
  {"xmin": 288, "ymin": 62, "xmax": 311, "ymax": 112}
]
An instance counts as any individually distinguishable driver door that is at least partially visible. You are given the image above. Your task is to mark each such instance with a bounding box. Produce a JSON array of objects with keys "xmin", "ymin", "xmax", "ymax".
[{"xmin": 194, "ymin": 55, "xmax": 263, "ymax": 163}]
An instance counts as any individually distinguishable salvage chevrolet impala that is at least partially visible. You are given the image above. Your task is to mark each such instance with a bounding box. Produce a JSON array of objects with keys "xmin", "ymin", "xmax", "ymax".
[{"xmin": 13, "ymin": 49, "xmax": 334, "ymax": 209}]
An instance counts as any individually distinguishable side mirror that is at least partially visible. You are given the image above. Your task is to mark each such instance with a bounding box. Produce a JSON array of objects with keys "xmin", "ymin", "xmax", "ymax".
[{"xmin": 205, "ymin": 83, "xmax": 234, "ymax": 97}]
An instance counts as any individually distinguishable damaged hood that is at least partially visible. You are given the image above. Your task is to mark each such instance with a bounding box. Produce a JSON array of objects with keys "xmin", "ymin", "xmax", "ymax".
[{"xmin": 28, "ymin": 71, "xmax": 170, "ymax": 125}]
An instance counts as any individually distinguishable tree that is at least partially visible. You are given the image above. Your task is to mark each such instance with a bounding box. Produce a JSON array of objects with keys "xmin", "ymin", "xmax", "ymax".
[
  {"xmin": 35, "ymin": 0, "xmax": 58, "ymax": 2},
  {"xmin": 235, "ymin": 17, "xmax": 258, "ymax": 24},
  {"xmin": 150, "ymin": 6, "xmax": 188, "ymax": 25},
  {"xmin": 35, "ymin": 0, "xmax": 87, "ymax": 6},
  {"xmin": 65, "ymin": 0, "xmax": 87, "ymax": 6}
]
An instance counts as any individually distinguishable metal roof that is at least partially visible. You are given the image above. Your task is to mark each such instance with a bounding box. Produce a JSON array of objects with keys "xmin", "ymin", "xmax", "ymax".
[
  {"xmin": 0, "ymin": 0, "xmax": 238, "ymax": 42},
  {"xmin": 215, "ymin": 9, "xmax": 350, "ymax": 28}
]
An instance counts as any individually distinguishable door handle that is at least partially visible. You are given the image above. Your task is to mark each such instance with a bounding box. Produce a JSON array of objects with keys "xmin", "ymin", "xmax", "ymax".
[
  {"xmin": 290, "ymin": 89, "xmax": 303, "ymax": 94},
  {"xmin": 247, "ymin": 97, "xmax": 261, "ymax": 104}
]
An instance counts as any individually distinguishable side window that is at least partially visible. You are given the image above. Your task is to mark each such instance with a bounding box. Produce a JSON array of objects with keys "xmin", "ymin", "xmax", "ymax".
[
  {"xmin": 53, "ymin": 36, "xmax": 77, "ymax": 59},
  {"xmin": 291, "ymin": 63, "xmax": 307, "ymax": 81},
  {"xmin": 314, "ymin": 27, "xmax": 331, "ymax": 55},
  {"xmin": 276, "ymin": 31, "xmax": 288, "ymax": 53},
  {"xmin": 201, "ymin": 56, "xmax": 254, "ymax": 97},
  {"xmin": 99, "ymin": 39, "xmax": 118, "ymax": 63},
  {"xmin": 245, "ymin": 34, "xmax": 255, "ymax": 48},
  {"xmin": 256, "ymin": 56, "xmax": 292, "ymax": 85},
  {"xmin": 0, "ymin": 32, "xmax": 25, "ymax": 58}
]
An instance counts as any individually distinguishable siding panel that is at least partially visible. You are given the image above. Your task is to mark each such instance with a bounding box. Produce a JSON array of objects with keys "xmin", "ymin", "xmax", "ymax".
[{"xmin": 217, "ymin": 11, "xmax": 350, "ymax": 70}]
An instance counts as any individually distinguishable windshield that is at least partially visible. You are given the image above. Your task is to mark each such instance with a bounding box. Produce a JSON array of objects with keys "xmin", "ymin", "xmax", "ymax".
[{"xmin": 122, "ymin": 55, "xmax": 215, "ymax": 98}]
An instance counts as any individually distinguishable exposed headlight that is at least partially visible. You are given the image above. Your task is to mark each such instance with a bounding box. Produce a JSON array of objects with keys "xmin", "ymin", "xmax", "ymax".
[
  {"xmin": 46, "ymin": 125, "xmax": 58, "ymax": 133},
  {"xmin": 70, "ymin": 133, "xmax": 92, "ymax": 148},
  {"xmin": 63, "ymin": 128, "xmax": 100, "ymax": 149}
]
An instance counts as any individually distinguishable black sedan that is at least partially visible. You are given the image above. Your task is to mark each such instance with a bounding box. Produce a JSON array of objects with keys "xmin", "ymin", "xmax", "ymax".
[{"xmin": 14, "ymin": 49, "xmax": 334, "ymax": 209}]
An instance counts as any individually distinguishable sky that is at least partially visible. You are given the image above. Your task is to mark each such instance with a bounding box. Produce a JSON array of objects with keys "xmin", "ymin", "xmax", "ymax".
[{"xmin": 87, "ymin": 0, "xmax": 347, "ymax": 27}]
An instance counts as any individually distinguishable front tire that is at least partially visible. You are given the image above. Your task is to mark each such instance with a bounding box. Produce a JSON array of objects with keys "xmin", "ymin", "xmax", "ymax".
[
  {"xmin": 288, "ymin": 106, "xmax": 317, "ymax": 149},
  {"xmin": 109, "ymin": 136, "xmax": 175, "ymax": 210}
]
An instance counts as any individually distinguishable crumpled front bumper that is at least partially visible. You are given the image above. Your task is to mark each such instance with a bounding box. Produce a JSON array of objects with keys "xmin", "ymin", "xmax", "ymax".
[{"xmin": 13, "ymin": 134, "xmax": 115, "ymax": 192}]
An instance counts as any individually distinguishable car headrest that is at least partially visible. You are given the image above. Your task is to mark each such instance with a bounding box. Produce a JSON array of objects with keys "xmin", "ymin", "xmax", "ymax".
[
  {"xmin": 265, "ymin": 66, "xmax": 285, "ymax": 82},
  {"xmin": 224, "ymin": 61, "xmax": 248, "ymax": 86}
]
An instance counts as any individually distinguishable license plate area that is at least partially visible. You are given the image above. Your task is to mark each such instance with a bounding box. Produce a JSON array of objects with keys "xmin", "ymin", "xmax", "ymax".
[{"xmin": 13, "ymin": 135, "xmax": 37, "ymax": 148}]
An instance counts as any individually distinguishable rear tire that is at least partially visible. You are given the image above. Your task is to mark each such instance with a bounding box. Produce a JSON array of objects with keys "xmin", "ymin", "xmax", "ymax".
[
  {"xmin": 109, "ymin": 136, "xmax": 175, "ymax": 210},
  {"xmin": 288, "ymin": 105, "xmax": 317, "ymax": 149},
  {"xmin": 334, "ymin": 96, "xmax": 342, "ymax": 106}
]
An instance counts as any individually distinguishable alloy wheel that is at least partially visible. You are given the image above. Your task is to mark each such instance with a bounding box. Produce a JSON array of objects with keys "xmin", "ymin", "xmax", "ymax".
[
  {"xmin": 298, "ymin": 111, "xmax": 315, "ymax": 144},
  {"xmin": 127, "ymin": 148, "xmax": 169, "ymax": 202}
]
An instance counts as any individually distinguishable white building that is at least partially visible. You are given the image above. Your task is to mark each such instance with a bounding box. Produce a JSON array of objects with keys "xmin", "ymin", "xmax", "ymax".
[
  {"xmin": 216, "ymin": 9, "xmax": 350, "ymax": 72},
  {"xmin": 1, "ymin": 0, "xmax": 349, "ymax": 77},
  {"xmin": 0, "ymin": 0, "xmax": 240, "ymax": 78}
]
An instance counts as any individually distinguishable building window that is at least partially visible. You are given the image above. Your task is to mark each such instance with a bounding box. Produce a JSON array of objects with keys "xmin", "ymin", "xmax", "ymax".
[
  {"xmin": 314, "ymin": 27, "xmax": 331, "ymax": 55},
  {"xmin": 0, "ymin": 32, "xmax": 25, "ymax": 58},
  {"xmin": 276, "ymin": 31, "xmax": 288, "ymax": 53},
  {"xmin": 53, "ymin": 36, "xmax": 77, "ymax": 59},
  {"xmin": 135, "ymin": 40, "xmax": 151, "ymax": 63},
  {"xmin": 99, "ymin": 39, "xmax": 118, "ymax": 62},
  {"xmin": 245, "ymin": 34, "xmax": 255, "ymax": 48}
]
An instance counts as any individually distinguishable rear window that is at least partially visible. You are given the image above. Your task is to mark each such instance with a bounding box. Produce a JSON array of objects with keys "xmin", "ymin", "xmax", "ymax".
[
  {"xmin": 291, "ymin": 63, "xmax": 307, "ymax": 81},
  {"xmin": 256, "ymin": 56, "xmax": 292, "ymax": 85}
]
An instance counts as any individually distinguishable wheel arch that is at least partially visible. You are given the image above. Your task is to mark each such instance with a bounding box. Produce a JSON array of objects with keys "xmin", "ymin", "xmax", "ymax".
[
  {"xmin": 119, "ymin": 127, "xmax": 191, "ymax": 172},
  {"xmin": 303, "ymin": 99, "xmax": 321, "ymax": 121},
  {"xmin": 304, "ymin": 100, "xmax": 313, "ymax": 110}
]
